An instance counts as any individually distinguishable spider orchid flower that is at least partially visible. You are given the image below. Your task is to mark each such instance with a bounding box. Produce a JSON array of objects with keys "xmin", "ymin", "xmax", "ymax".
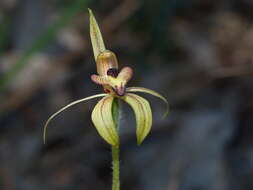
[{"xmin": 43, "ymin": 9, "xmax": 168, "ymax": 146}]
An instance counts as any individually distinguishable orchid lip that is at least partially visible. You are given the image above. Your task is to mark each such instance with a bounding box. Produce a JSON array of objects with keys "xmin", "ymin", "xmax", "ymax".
[
  {"xmin": 114, "ymin": 86, "xmax": 126, "ymax": 96},
  {"xmin": 116, "ymin": 92, "xmax": 125, "ymax": 96}
]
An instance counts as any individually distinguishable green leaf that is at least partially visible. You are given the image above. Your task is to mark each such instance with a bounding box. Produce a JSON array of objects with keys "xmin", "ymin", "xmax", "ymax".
[
  {"xmin": 88, "ymin": 8, "xmax": 106, "ymax": 61},
  {"xmin": 43, "ymin": 93, "xmax": 106, "ymax": 144},
  {"xmin": 91, "ymin": 95, "xmax": 119, "ymax": 146},
  {"xmin": 123, "ymin": 93, "xmax": 152, "ymax": 145},
  {"xmin": 127, "ymin": 87, "xmax": 169, "ymax": 118}
]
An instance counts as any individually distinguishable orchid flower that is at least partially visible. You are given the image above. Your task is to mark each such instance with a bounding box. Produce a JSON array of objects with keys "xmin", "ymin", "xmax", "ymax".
[
  {"xmin": 43, "ymin": 9, "xmax": 169, "ymax": 190},
  {"xmin": 43, "ymin": 9, "xmax": 168, "ymax": 147}
]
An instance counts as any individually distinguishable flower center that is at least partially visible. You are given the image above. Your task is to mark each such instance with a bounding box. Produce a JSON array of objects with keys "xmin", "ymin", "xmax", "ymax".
[{"xmin": 107, "ymin": 68, "xmax": 119, "ymax": 78}]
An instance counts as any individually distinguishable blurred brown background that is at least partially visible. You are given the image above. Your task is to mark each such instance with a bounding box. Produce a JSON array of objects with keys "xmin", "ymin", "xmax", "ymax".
[{"xmin": 1, "ymin": 0, "xmax": 253, "ymax": 189}]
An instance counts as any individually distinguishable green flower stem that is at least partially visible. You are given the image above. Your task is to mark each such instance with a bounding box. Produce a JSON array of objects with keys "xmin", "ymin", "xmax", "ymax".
[
  {"xmin": 112, "ymin": 99, "xmax": 120, "ymax": 190},
  {"xmin": 112, "ymin": 145, "xmax": 120, "ymax": 190}
]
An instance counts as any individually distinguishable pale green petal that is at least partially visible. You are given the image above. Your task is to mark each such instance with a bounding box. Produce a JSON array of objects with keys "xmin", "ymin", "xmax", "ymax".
[
  {"xmin": 91, "ymin": 95, "xmax": 119, "ymax": 146},
  {"xmin": 88, "ymin": 8, "xmax": 106, "ymax": 60},
  {"xmin": 127, "ymin": 87, "xmax": 169, "ymax": 118},
  {"xmin": 43, "ymin": 93, "xmax": 106, "ymax": 144},
  {"xmin": 123, "ymin": 93, "xmax": 152, "ymax": 145}
]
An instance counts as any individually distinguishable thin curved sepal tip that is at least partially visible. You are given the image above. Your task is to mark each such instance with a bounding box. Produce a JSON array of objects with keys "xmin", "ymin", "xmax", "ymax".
[
  {"xmin": 43, "ymin": 93, "xmax": 106, "ymax": 144},
  {"xmin": 126, "ymin": 87, "xmax": 169, "ymax": 118}
]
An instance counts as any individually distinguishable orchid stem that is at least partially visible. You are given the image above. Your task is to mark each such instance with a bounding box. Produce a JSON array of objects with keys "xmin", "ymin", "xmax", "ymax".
[
  {"xmin": 111, "ymin": 99, "xmax": 120, "ymax": 190},
  {"xmin": 112, "ymin": 145, "xmax": 120, "ymax": 190}
]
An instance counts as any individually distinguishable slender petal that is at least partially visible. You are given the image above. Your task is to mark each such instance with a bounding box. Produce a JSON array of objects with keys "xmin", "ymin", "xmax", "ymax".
[
  {"xmin": 91, "ymin": 96, "xmax": 119, "ymax": 146},
  {"xmin": 43, "ymin": 93, "xmax": 106, "ymax": 144},
  {"xmin": 126, "ymin": 87, "xmax": 169, "ymax": 118},
  {"xmin": 123, "ymin": 93, "xmax": 152, "ymax": 145},
  {"xmin": 88, "ymin": 8, "xmax": 106, "ymax": 60}
]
